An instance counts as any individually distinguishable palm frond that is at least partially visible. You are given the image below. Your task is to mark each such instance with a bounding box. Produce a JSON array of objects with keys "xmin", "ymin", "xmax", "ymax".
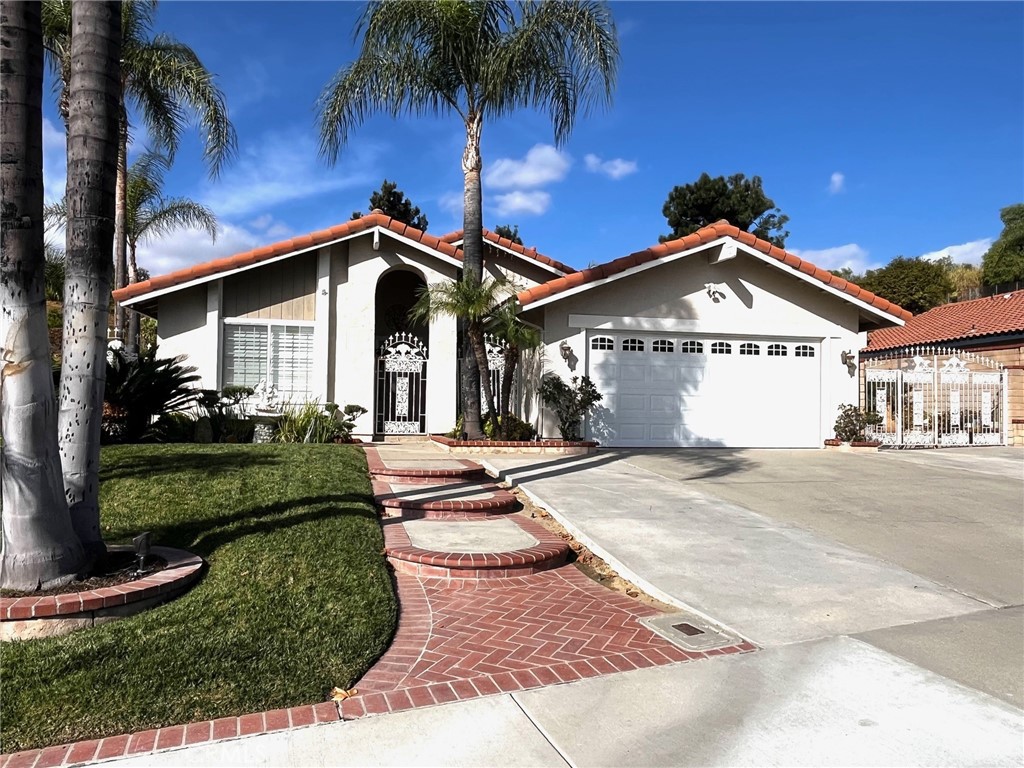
[
  {"xmin": 410, "ymin": 277, "xmax": 515, "ymax": 326},
  {"xmin": 43, "ymin": 199, "xmax": 67, "ymax": 232},
  {"xmin": 136, "ymin": 198, "xmax": 218, "ymax": 244}
]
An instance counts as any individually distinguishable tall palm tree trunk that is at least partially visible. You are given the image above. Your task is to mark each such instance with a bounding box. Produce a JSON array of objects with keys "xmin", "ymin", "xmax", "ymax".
[
  {"xmin": 112, "ymin": 104, "xmax": 128, "ymax": 341},
  {"xmin": 1, "ymin": 0, "xmax": 87, "ymax": 590},
  {"xmin": 58, "ymin": 0, "xmax": 122, "ymax": 559},
  {"xmin": 468, "ymin": 323, "xmax": 498, "ymax": 436},
  {"xmin": 126, "ymin": 241, "xmax": 140, "ymax": 353},
  {"xmin": 460, "ymin": 112, "xmax": 485, "ymax": 438},
  {"xmin": 499, "ymin": 346, "xmax": 518, "ymax": 439}
]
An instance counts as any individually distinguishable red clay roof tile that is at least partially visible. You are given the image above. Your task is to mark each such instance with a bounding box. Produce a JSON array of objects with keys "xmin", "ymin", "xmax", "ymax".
[
  {"xmin": 865, "ymin": 290, "xmax": 1024, "ymax": 351},
  {"xmin": 516, "ymin": 222, "xmax": 913, "ymax": 322}
]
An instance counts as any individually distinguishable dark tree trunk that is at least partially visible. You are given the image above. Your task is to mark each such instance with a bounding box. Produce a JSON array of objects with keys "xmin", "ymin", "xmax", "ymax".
[
  {"xmin": 499, "ymin": 346, "xmax": 518, "ymax": 439},
  {"xmin": 57, "ymin": 0, "xmax": 121, "ymax": 559},
  {"xmin": 468, "ymin": 322, "xmax": 498, "ymax": 437},
  {"xmin": 0, "ymin": 0, "xmax": 87, "ymax": 590},
  {"xmin": 126, "ymin": 240, "xmax": 140, "ymax": 353}
]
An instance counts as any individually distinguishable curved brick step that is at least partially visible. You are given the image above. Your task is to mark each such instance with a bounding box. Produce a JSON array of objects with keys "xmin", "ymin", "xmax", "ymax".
[
  {"xmin": 382, "ymin": 517, "xmax": 570, "ymax": 580},
  {"xmin": 364, "ymin": 446, "xmax": 488, "ymax": 483},
  {"xmin": 371, "ymin": 478, "xmax": 519, "ymax": 519}
]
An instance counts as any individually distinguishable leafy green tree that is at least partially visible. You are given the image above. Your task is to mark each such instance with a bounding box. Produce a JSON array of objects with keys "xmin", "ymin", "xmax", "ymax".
[
  {"xmin": 859, "ymin": 256, "xmax": 953, "ymax": 315},
  {"xmin": 0, "ymin": 0, "xmax": 87, "ymax": 590},
  {"xmin": 317, "ymin": 1, "xmax": 618, "ymax": 438},
  {"xmin": 493, "ymin": 223, "xmax": 522, "ymax": 245},
  {"xmin": 829, "ymin": 267, "xmax": 863, "ymax": 284},
  {"xmin": 351, "ymin": 179, "xmax": 428, "ymax": 230},
  {"xmin": 981, "ymin": 204, "xmax": 1024, "ymax": 286},
  {"xmin": 661, "ymin": 172, "xmax": 789, "ymax": 247},
  {"xmin": 43, "ymin": 0, "xmax": 236, "ymax": 340}
]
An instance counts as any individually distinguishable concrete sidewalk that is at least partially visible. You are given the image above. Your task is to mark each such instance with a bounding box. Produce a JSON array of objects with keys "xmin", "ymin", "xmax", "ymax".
[{"xmin": 100, "ymin": 637, "xmax": 1023, "ymax": 767}]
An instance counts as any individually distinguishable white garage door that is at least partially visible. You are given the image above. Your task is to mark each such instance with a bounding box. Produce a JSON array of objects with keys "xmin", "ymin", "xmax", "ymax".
[{"xmin": 586, "ymin": 332, "xmax": 820, "ymax": 448}]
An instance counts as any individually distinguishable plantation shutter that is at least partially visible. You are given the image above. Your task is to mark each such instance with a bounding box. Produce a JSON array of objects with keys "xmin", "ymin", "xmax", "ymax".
[
  {"xmin": 223, "ymin": 324, "xmax": 268, "ymax": 389},
  {"xmin": 271, "ymin": 325, "xmax": 314, "ymax": 399}
]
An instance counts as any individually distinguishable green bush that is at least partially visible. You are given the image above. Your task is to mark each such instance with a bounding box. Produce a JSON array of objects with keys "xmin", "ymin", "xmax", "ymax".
[
  {"xmin": 446, "ymin": 413, "xmax": 537, "ymax": 441},
  {"xmin": 833, "ymin": 403, "xmax": 883, "ymax": 442},
  {"xmin": 539, "ymin": 374, "xmax": 602, "ymax": 441},
  {"xmin": 276, "ymin": 401, "xmax": 367, "ymax": 443},
  {"xmin": 102, "ymin": 348, "xmax": 203, "ymax": 443}
]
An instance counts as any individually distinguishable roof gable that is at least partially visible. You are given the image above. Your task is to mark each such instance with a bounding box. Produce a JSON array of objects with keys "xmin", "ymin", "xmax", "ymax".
[
  {"xmin": 865, "ymin": 290, "xmax": 1024, "ymax": 352},
  {"xmin": 516, "ymin": 221, "xmax": 912, "ymax": 324},
  {"xmin": 115, "ymin": 217, "xmax": 573, "ymax": 306}
]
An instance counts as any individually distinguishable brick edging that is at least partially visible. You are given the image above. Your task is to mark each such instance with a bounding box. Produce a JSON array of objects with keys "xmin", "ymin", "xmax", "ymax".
[
  {"xmin": 1, "ymin": 547, "xmax": 203, "ymax": 622},
  {"xmin": 364, "ymin": 446, "xmax": 486, "ymax": 479},
  {"xmin": 430, "ymin": 435, "xmax": 598, "ymax": 449}
]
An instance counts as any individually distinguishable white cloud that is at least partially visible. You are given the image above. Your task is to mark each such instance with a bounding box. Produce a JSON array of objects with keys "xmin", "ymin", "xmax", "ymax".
[
  {"xmin": 438, "ymin": 190, "xmax": 464, "ymax": 219},
  {"xmin": 918, "ymin": 238, "xmax": 994, "ymax": 266},
  {"xmin": 484, "ymin": 144, "xmax": 570, "ymax": 189},
  {"xmin": 584, "ymin": 153, "xmax": 638, "ymax": 180},
  {"xmin": 42, "ymin": 117, "xmax": 67, "ymax": 204},
  {"xmin": 202, "ymin": 129, "xmax": 382, "ymax": 217},
  {"xmin": 828, "ymin": 172, "xmax": 845, "ymax": 195},
  {"xmin": 492, "ymin": 190, "xmax": 551, "ymax": 216},
  {"xmin": 136, "ymin": 219, "xmax": 290, "ymax": 275},
  {"xmin": 790, "ymin": 243, "xmax": 873, "ymax": 275}
]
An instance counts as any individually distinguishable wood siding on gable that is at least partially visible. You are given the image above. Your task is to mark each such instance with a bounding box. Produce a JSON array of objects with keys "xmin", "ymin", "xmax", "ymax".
[{"xmin": 222, "ymin": 252, "xmax": 317, "ymax": 320}]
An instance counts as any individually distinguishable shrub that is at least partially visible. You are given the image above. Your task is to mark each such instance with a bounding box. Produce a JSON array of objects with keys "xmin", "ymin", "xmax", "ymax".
[
  {"xmin": 539, "ymin": 374, "xmax": 602, "ymax": 441},
  {"xmin": 833, "ymin": 403, "xmax": 883, "ymax": 442},
  {"xmin": 277, "ymin": 402, "xmax": 367, "ymax": 443},
  {"xmin": 198, "ymin": 386, "xmax": 254, "ymax": 443},
  {"xmin": 102, "ymin": 348, "xmax": 202, "ymax": 443},
  {"xmin": 447, "ymin": 413, "xmax": 537, "ymax": 441}
]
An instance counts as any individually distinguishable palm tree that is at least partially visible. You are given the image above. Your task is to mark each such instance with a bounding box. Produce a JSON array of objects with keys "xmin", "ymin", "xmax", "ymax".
[
  {"xmin": 488, "ymin": 304, "xmax": 541, "ymax": 439},
  {"xmin": 0, "ymin": 0, "xmax": 86, "ymax": 590},
  {"xmin": 42, "ymin": 0, "xmax": 235, "ymax": 340},
  {"xmin": 57, "ymin": 0, "xmax": 123, "ymax": 560},
  {"xmin": 49, "ymin": 151, "xmax": 218, "ymax": 351},
  {"xmin": 411, "ymin": 278, "xmax": 517, "ymax": 436},
  {"xmin": 317, "ymin": 0, "xmax": 618, "ymax": 437}
]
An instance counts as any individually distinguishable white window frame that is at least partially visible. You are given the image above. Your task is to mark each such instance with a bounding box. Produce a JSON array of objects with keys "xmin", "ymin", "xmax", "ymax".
[{"xmin": 222, "ymin": 318, "xmax": 316, "ymax": 399}]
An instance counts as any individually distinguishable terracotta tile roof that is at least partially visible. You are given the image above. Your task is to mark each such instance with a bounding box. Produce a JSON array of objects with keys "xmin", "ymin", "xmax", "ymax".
[
  {"xmin": 439, "ymin": 228, "xmax": 577, "ymax": 275},
  {"xmin": 516, "ymin": 220, "xmax": 913, "ymax": 322},
  {"xmin": 864, "ymin": 290, "xmax": 1024, "ymax": 352},
  {"xmin": 112, "ymin": 213, "xmax": 466, "ymax": 303},
  {"xmin": 115, "ymin": 218, "xmax": 575, "ymax": 304}
]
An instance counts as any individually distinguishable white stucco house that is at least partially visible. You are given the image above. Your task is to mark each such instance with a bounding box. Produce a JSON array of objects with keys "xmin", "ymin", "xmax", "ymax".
[{"xmin": 113, "ymin": 212, "xmax": 911, "ymax": 448}]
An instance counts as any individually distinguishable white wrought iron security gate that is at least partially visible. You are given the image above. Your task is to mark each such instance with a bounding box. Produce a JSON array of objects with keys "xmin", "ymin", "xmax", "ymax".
[
  {"xmin": 376, "ymin": 332, "xmax": 428, "ymax": 434},
  {"xmin": 864, "ymin": 346, "xmax": 1007, "ymax": 447}
]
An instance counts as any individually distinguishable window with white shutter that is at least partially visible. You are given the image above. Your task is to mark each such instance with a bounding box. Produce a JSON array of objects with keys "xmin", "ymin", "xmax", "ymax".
[
  {"xmin": 223, "ymin": 322, "xmax": 314, "ymax": 400},
  {"xmin": 223, "ymin": 324, "xmax": 268, "ymax": 389}
]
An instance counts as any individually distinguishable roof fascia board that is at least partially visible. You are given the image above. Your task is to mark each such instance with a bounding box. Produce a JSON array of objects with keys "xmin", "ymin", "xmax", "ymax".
[
  {"xmin": 449, "ymin": 236, "xmax": 567, "ymax": 277},
  {"xmin": 120, "ymin": 226, "xmax": 462, "ymax": 308},
  {"xmin": 731, "ymin": 241, "xmax": 906, "ymax": 326}
]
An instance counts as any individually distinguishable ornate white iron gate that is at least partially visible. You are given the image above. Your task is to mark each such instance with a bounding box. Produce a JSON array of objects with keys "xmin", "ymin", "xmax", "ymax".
[
  {"xmin": 376, "ymin": 332, "xmax": 428, "ymax": 434},
  {"xmin": 864, "ymin": 346, "xmax": 1007, "ymax": 447}
]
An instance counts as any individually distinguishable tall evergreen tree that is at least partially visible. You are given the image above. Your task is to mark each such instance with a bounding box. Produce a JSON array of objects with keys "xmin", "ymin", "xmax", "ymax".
[
  {"xmin": 352, "ymin": 179, "xmax": 429, "ymax": 230},
  {"xmin": 661, "ymin": 173, "xmax": 789, "ymax": 247}
]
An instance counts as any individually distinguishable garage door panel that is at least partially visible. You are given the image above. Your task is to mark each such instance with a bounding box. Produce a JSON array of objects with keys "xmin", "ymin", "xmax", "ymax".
[{"xmin": 588, "ymin": 333, "xmax": 820, "ymax": 448}]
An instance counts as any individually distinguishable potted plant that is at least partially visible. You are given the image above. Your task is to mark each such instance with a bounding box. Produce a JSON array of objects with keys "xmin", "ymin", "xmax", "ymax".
[
  {"xmin": 827, "ymin": 403, "xmax": 883, "ymax": 449},
  {"xmin": 539, "ymin": 374, "xmax": 602, "ymax": 441}
]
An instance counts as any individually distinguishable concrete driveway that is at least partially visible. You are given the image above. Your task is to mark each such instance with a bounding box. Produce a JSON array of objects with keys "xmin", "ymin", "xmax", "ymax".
[{"xmin": 483, "ymin": 446, "xmax": 1024, "ymax": 707}]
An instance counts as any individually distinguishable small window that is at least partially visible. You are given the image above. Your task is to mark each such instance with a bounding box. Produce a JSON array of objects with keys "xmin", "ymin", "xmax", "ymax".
[
  {"xmin": 680, "ymin": 340, "xmax": 704, "ymax": 354},
  {"xmin": 652, "ymin": 339, "xmax": 674, "ymax": 353},
  {"xmin": 739, "ymin": 343, "xmax": 760, "ymax": 356},
  {"xmin": 591, "ymin": 336, "xmax": 614, "ymax": 351},
  {"xmin": 795, "ymin": 345, "xmax": 815, "ymax": 358},
  {"xmin": 711, "ymin": 342, "xmax": 731, "ymax": 355},
  {"xmin": 621, "ymin": 338, "xmax": 644, "ymax": 352},
  {"xmin": 768, "ymin": 343, "xmax": 787, "ymax": 356}
]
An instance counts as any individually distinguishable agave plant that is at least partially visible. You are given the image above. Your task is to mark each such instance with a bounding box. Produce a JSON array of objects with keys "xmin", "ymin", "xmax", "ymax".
[{"xmin": 102, "ymin": 347, "xmax": 202, "ymax": 443}]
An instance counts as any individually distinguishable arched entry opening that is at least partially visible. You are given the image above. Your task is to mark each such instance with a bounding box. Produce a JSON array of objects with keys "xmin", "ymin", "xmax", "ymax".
[{"xmin": 374, "ymin": 269, "xmax": 429, "ymax": 435}]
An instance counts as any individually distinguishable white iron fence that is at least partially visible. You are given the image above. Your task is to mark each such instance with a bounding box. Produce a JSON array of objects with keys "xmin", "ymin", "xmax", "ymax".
[{"xmin": 863, "ymin": 346, "xmax": 1007, "ymax": 447}]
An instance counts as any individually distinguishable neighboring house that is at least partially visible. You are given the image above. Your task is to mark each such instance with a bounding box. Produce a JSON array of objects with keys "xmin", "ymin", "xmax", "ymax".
[
  {"xmin": 863, "ymin": 291, "xmax": 1024, "ymax": 446},
  {"xmin": 113, "ymin": 213, "xmax": 910, "ymax": 448}
]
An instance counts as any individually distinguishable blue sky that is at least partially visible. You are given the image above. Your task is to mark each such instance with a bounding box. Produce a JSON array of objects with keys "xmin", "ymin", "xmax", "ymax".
[{"xmin": 42, "ymin": 1, "xmax": 1024, "ymax": 279}]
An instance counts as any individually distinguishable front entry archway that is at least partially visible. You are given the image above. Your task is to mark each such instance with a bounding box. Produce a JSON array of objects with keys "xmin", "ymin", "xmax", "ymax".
[{"xmin": 374, "ymin": 269, "xmax": 429, "ymax": 435}]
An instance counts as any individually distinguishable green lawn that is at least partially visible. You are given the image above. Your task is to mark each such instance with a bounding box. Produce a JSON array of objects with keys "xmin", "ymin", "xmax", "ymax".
[{"xmin": 1, "ymin": 444, "xmax": 397, "ymax": 753}]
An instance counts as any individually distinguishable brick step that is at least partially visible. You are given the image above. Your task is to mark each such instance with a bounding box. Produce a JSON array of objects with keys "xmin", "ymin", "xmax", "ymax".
[{"xmin": 375, "ymin": 484, "xmax": 519, "ymax": 515}]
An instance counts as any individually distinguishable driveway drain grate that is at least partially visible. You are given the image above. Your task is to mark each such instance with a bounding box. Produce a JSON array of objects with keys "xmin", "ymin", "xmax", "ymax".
[{"xmin": 642, "ymin": 612, "xmax": 743, "ymax": 653}]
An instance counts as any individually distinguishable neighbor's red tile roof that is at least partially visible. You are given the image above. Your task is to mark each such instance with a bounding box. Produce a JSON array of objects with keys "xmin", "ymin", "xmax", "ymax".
[
  {"xmin": 516, "ymin": 220, "xmax": 913, "ymax": 321},
  {"xmin": 864, "ymin": 290, "xmax": 1024, "ymax": 351},
  {"xmin": 438, "ymin": 228, "xmax": 577, "ymax": 275},
  {"xmin": 112, "ymin": 215, "xmax": 570, "ymax": 303}
]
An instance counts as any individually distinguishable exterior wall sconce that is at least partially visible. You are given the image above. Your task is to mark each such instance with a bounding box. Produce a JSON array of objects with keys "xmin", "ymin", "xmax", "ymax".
[
  {"xmin": 559, "ymin": 341, "xmax": 573, "ymax": 362},
  {"xmin": 705, "ymin": 282, "xmax": 726, "ymax": 301},
  {"xmin": 840, "ymin": 350, "xmax": 857, "ymax": 376}
]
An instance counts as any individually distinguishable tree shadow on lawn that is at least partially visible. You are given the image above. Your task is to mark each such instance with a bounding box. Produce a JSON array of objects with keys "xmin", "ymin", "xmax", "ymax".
[
  {"xmin": 137, "ymin": 493, "xmax": 378, "ymax": 558},
  {"xmin": 100, "ymin": 448, "xmax": 283, "ymax": 482}
]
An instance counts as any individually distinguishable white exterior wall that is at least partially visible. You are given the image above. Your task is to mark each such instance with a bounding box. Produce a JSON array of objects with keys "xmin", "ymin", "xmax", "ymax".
[
  {"xmin": 531, "ymin": 247, "xmax": 864, "ymax": 445},
  {"xmin": 156, "ymin": 283, "xmax": 221, "ymax": 390},
  {"xmin": 332, "ymin": 235, "xmax": 460, "ymax": 438}
]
